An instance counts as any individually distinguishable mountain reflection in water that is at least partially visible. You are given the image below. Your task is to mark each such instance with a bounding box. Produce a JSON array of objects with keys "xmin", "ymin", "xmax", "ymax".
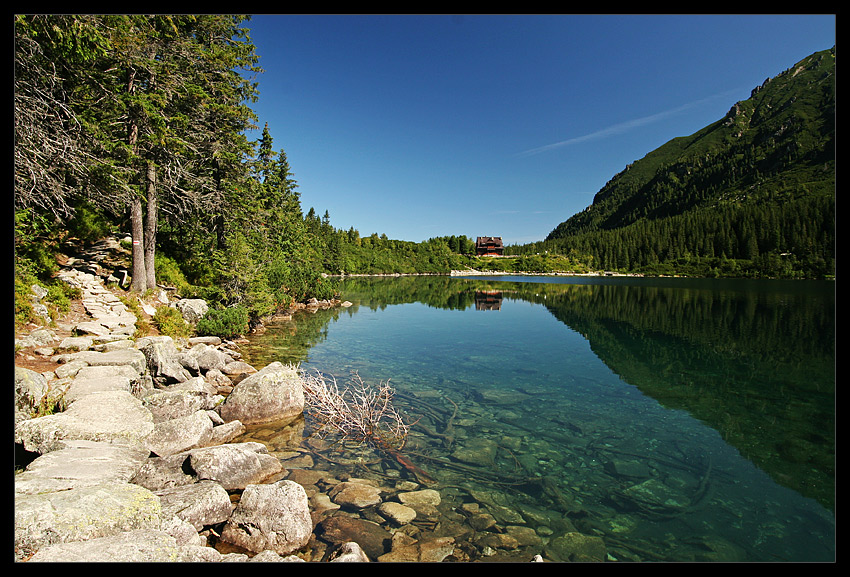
[{"xmin": 240, "ymin": 275, "xmax": 835, "ymax": 562}]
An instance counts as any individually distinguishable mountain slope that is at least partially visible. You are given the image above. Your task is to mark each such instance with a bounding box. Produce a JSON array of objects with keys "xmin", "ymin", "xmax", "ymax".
[{"xmin": 546, "ymin": 47, "xmax": 835, "ymax": 259}]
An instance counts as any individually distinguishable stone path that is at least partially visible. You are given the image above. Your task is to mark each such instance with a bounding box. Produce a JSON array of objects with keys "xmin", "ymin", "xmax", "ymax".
[{"xmin": 55, "ymin": 267, "xmax": 137, "ymax": 337}]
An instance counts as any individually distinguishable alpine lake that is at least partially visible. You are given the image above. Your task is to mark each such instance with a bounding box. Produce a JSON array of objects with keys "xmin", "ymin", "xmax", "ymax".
[{"xmin": 236, "ymin": 274, "xmax": 835, "ymax": 562}]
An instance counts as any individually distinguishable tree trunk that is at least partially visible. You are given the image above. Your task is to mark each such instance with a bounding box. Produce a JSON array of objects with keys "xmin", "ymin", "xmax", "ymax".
[
  {"xmin": 144, "ymin": 161, "xmax": 157, "ymax": 289},
  {"xmin": 130, "ymin": 195, "xmax": 147, "ymax": 293},
  {"xmin": 127, "ymin": 67, "xmax": 147, "ymax": 293}
]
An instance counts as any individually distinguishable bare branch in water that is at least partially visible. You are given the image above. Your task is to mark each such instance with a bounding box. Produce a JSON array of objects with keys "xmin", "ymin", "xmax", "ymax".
[{"xmin": 301, "ymin": 370, "xmax": 413, "ymax": 452}]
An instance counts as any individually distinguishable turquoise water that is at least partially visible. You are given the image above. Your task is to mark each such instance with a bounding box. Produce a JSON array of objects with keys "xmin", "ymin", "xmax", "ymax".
[{"xmin": 241, "ymin": 275, "xmax": 835, "ymax": 562}]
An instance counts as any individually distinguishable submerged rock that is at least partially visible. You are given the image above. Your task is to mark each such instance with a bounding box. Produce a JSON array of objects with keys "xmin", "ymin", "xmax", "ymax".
[
  {"xmin": 547, "ymin": 531, "xmax": 607, "ymax": 562},
  {"xmin": 328, "ymin": 541, "xmax": 371, "ymax": 562},
  {"xmin": 329, "ymin": 481, "xmax": 383, "ymax": 510},
  {"xmin": 450, "ymin": 438, "xmax": 498, "ymax": 467},
  {"xmin": 377, "ymin": 501, "xmax": 417, "ymax": 526},
  {"xmin": 316, "ymin": 515, "xmax": 392, "ymax": 561}
]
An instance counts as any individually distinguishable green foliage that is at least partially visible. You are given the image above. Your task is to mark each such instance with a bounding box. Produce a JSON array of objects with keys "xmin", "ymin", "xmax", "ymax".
[
  {"xmin": 152, "ymin": 306, "xmax": 192, "ymax": 339},
  {"xmin": 521, "ymin": 194, "xmax": 834, "ymax": 279},
  {"xmin": 65, "ymin": 202, "xmax": 116, "ymax": 244},
  {"xmin": 429, "ymin": 235, "xmax": 477, "ymax": 255},
  {"xmin": 45, "ymin": 283, "xmax": 76, "ymax": 314},
  {"xmin": 14, "ymin": 277, "xmax": 37, "ymax": 329},
  {"xmin": 118, "ymin": 295, "xmax": 152, "ymax": 338},
  {"xmin": 14, "ymin": 245, "xmax": 83, "ymax": 329},
  {"xmin": 196, "ymin": 306, "xmax": 250, "ymax": 339},
  {"xmin": 155, "ymin": 254, "xmax": 195, "ymax": 296},
  {"xmin": 15, "ymin": 209, "xmax": 61, "ymax": 285}
]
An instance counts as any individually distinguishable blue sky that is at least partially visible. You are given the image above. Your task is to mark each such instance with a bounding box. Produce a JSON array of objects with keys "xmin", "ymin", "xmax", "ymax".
[{"xmin": 243, "ymin": 14, "xmax": 835, "ymax": 245}]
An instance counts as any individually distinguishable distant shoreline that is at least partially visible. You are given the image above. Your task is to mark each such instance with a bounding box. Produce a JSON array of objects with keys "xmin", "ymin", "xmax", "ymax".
[
  {"xmin": 325, "ymin": 270, "xmax": 646, "ymax": 278},
  {"xmin": 448, "ymin": 270, "xmax": 644, "ymax": 277}
]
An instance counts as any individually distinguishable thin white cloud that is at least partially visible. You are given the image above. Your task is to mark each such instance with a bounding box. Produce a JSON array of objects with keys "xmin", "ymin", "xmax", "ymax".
[{"xmin": 517, "ymin": 90, "xmax": 740, "ymax": 158}]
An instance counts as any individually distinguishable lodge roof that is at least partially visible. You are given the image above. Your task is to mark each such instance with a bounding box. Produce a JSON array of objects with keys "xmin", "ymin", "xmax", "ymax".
[{"xmin": 475, "ymin": 236, "xmax": 503, "ymax": 247}]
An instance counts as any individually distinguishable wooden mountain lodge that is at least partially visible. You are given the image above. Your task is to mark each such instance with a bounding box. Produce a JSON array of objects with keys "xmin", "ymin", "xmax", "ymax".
[{"xmin": 475, "ymin": 236, "xmax": 504, "ymax": 257}]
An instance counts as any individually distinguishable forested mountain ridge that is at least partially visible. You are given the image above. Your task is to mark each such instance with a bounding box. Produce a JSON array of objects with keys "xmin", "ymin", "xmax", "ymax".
[{"xmin": 531, "ymin": 47, "xmax": 835, "ymax": 278}]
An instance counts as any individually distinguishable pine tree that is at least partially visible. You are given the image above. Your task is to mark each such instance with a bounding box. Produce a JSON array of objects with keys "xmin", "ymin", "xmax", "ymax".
[{"xmin": 22, "ymin": 15, "xmax": 262, "ymax": 292}]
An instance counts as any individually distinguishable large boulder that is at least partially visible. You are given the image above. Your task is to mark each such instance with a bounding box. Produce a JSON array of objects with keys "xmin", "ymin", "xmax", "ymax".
[
  {"xmin": 26, "ymin": 530, "xmax": 181, "ymax": 563},
  {"xmin": 218, "ymin": 362, "xmax": 304, "ymax": 425},
  {"xmin": 143, "ymin": 410, "xmax": 215, "ymax": 458},
  {"xmin": 207, "ymin": 419, "xmax": 246, "ymax": 446},
  {"xmin": 220, "ymin": 480, "xmax": 312, "ymax": 555},
  {"xmin": 72, "ymin": 321, "xmax": 111, "ymax": 337},
  {"xmin": 175, "ymin": 299, "xmax": 209, "ymax": 324},
  {"xmin": 131, "ymin": 453, "xmax": 198, "ymax": 492},
  {"xmin": 142, "ymin": 388, "xmax": 222, "ymax": 423},
  {"xmin": 55, "ymin": 349, "xmax": 147, "ymax": 375},
  {"xmin": 55, "ymin": 336, "xmax": 94, "ymax": 352},
  {"xmin": 316, "ymin": 515, "xmax": 392, "ymax": 561},
  {"xmin": 23, "ymin": 327, "xmax": 57, "ymax": 347},
  {"xmin": 63, "ymin": 375, "xmax": 132, "ymax": 405},
  {"xmin": 185, "ymin": 343, "xmax": 234, "ymax": 373},
  {"xmin": 188, "ymin": 442, "xmax": 282, "ymax": 490},
  {"xmin": 138, "ymin": 338, "xmax": 193, "ymax": 384},
  {"xmin": 166, "ymin": 376, "xmax": 218, "ymax": 396},
  {"xmin": 155, "ymin": 480, "xmax": 233, "ymax": 531}
]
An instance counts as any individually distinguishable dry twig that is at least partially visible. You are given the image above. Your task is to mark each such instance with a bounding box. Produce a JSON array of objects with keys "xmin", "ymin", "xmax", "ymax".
[{"xmin": 301, "ymin": 370, "xmax": 413, "ymax": 452}]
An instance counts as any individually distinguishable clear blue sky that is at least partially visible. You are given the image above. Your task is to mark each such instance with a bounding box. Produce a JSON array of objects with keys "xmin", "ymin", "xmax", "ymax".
[{"xmin": 244, "ymin": 14, "xmax": 835, "ymax": 245}]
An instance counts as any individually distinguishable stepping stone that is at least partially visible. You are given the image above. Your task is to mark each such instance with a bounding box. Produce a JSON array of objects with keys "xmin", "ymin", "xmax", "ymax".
[
  {"xmin": 15, "ymin": 390, "xmax": 154, "ymax": 454},
  {"xmin": 74, "ymin": 321, "xmax": 111, "ymax": 337},
  {"xmin": 14, "ymin": 440, "xmax": 150, "ymax": 494}
]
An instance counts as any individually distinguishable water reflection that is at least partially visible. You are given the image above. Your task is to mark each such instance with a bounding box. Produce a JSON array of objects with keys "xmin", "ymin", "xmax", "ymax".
[
  {"xmin": 240, "ymin": 275, "xmax": 835, "ymax": 561},
  {"xmin": 474, "ymin": 291, "xmax": 503, "ymax": 311}
]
